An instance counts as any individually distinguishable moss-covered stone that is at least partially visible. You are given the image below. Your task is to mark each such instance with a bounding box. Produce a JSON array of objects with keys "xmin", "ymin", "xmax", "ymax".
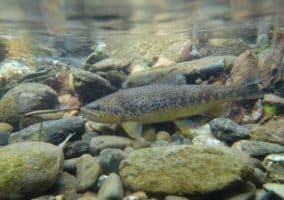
[
  {"xmin": 119, "ymin": 145, "xmax": 253, "ymax": 194},
  {"xmin": 0, "ymin": 142, "xmax": 64, "ymax": 199},
  {"xmin": 0, "ymin": 83, "xmax": 59, "ymax": 125}
]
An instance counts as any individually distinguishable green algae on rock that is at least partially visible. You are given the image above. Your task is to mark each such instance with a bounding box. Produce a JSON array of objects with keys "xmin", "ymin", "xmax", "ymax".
[
  {"xmin": 0, "ymin": 83, "xmax": 59, "ymax": 125},
  {"xmin": 0, "ymin": 142, "xmax": 64, "ymax": 199},
  {"xmin": 119, "ymin": 145, "xmax": 253, "ymax": 194}
]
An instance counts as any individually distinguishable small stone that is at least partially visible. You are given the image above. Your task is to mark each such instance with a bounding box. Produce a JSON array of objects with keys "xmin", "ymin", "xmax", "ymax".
[
  {"xmin": 97, "ymin": 173, "xmax": 123, "ymax": 200},
  {"xmin": 98, "ymin": 148, "xmax": 125, "ymax": 174},
  {"xmin": 84, "ymin": 51, "xmax": 109, "ymax": 66},
  {"xmin": 170, "ymin": 133, "xmax": 186, "ymax": 144},
  {"xmin": 151, "ymin": 140, "xmax": 169, "ymax": 147},
  {"xmin": 0, "ymin": 132, "xmax": 9, "ymax": 146},
  {"xmin": 52, "ymin": 172, "xmax": 80, "ymax": 200},
  {"xmin": 89, "ymin": 136, "xmax": 133, "ymax": 155},
  {"xmin": 156, "ymin": 131, "xmax": 171, "ymax": 141},
  {"xmin": 192, "ymin": 135, "xmax": 225, "ymax": 146},
  {"xmin": 77, "ymin": 192, "xmax": 97, "ymax": 200},
  {"xmin": 90, "ymin": 58, "xmax": 130, "ymax": 72},
  {"xmin": 123, "ymin": 191, "xmax": 148, "ymax": 200},
  {"xmin": 263, "ymin": 154, "xmax": 284, "ymax": 182},
  {"xmin": 84, "ymin": 121, "xmax": 117, "ymax": 135},
  {"xmin": 0, "ymin": 122, "xmax": 13, "ymax": 133},
  {"xmin": 209, "ymin": 118, "xmax": 250, "ymax": 143},
  {"xmin": 152, "ymin": 56, "xmax": 176, "ymax": 68},
  {"xmin": 250, "ymin": 168, "xmax": 267, "ymax": 187},
  {"xmin": 130, "ymin": 64, "xmax": 149, "ymax": 74},
  {"xmin": 64, "ymin": 140, "xmax": 89, "ymax": 159},
  {"xmin": 142, "ymin": 127, "xmax": 156, "ymax": 142},
  {"xmin": 232, "ymin": 140, "xmax": 284, "ymax": 157},
  {"xmin": 164, "ymin": 195, "xmax": 189, "ymax": 200},
  {"xmin": 64, "ymin": 158, "xmax": 78, "ymax": 173},
  {"xmin": 255, "ymin": 189, "xmax": 275, "ymax": 200},
  {"xmin": 76, "ymin": 154, "xmax": 101, "ymax": 192},
  {"xmin": 263, "ymin": 183, "xmax": 284, "ymax": 199},
  {"xmin": 0, "ymin": 142, "xmax": 64, "ymax": 199},
  {"xmin": 120, "ymin": 145, "xmax": 253, "ymax": 194},
  {"xmin": 224, "ymin": 182, "xmax": 256, "ymax": 200}
]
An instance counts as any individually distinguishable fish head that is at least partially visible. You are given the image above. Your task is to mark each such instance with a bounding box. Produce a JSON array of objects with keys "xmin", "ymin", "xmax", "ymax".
[{"xmin": 81, "ymin": 97, "xmax": 122, "ymax": 124}]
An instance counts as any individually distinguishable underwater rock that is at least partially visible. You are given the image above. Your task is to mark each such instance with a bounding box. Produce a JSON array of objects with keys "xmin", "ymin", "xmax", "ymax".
[
  {"xmin": 156, "ymin": 130, "xmax": 171, "ymax": 142},
  {"xmin": 232, "ymin": 140, "xmax": 284, "ymax": 157},
  {"xmin": 87, "ymin": 57, "xmax": 131, "ymax": 72},
  {"xmin": 209, "ymin": 118, "xmax": 250, "ymax": 143},
  {"xmin": 227, "ymin": 49, "xmax": 259, "ymax": 85},
  {"xmin": 152, "ymin": 56, "xmax": 176, "ymax": 68},
  {"xmin": 77, "ymin": 192, "xmax": 97, "ymax": 200},
  {"xmin": 263, "ymin": 154, "xmax": 284, "ymax": 182},
  {"xmin": 263, "ymin": 183, "xmax": 284, "ymax": 199},
  {"xmin": 119, "ymin": 145, "xmax": 253, "ymax": 194},
  {"xmin": 0, "ymin": 142, "xmax": 64, "ymax": 199},
  {"xmin": 64, "ymin": 158, "xmax": 78, "ymax": 173},
  {"xmin": 97, "ymin": 70, "xmax": 127, "ymax": 89},
  {"xmin": 164, "ymin": 195, "xmax": 189, "ymax": 200},
  {"xmin": 98, "ymin": 148, "xmax": 126, "ymax": 174},
  {"xmin": 89, "ymin": 135, "xmax": 133, "ymax": 155},
  {"xmin": 123, "ymin": 191, "xmax": 148, "ymax": 200},
  {"xmin": 64, "ymin": 140, "xmax": 89, "ymax": 159},
  {"xmin": 254, "ymin": 189, "xmax": 275, "ymax": 200},
  {"xmin": 250, "ymin": 118, "xmax": 284, "ymax": 145},
  {"xmin": 0, "ymin": 132, "xmax": 9, "ymax": 146},
  {"xmin": 76, "ymin": 154, "xmax": 101, "ymax": 192},
  {"xmin": 122, "ymin": 55, "xmax": 236, "ymax": 88},
  {"xmin": 0, "ymin": 122, "xmax": 13, "ymax": 133},
  {"xmin": 200, "ymin": 38, "xmax": 249, "ymax": 56},
  {"xmin": 69, "ymin": 68, "xmax": 116, "ymax": 103},
  {"xmin": 84, "ymin": 121, "xmax": 117, "ymax": 135},
  {"xmin": 9, "ymin": 116, "xmax": 85, "ymax": 145},
  {"xmin": 141, "ymin": 127, "xmax": 156, "ymax": 142},
  {"xmin": 192, "ymin": 135, "xmax": 224, "ymax": 147},
  {"xmin": 84, "ymin": 50, "xmax": 109, "ymax": 66},
  {"xmin": 52, "ymin": 172, "xmax": 80, "ymax": 200},
  {"xmin": 97, "ymin": 173, "xmax": 123, "ymax": 200},
  {"xmin": 0, "ymin": 83, "xmax": 59, "ymax": 125},
  {"xmin": 105, "ymin": 35, "xmax": 192, "ymax": 64}
]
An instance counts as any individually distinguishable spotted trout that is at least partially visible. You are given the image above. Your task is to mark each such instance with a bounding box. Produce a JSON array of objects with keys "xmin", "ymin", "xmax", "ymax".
[{"xmin": 81, "ymin": 82, "xmax": 262, "ymax": 139}]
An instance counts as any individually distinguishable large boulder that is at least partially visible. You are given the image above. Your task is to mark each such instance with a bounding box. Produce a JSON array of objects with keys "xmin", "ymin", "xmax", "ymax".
[
  {"xmin": 119, "ymin": 145, "xmax": 253, "ymax": 194},
  {"xmin": 0, "ymin": 142, "xmax": 64, "ymax": 199}
]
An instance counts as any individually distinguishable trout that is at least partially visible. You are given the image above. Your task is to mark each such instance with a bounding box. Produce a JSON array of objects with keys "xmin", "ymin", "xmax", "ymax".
[{"xmin": 81, "ymin": 83, "xmax": 262, "ymax": 139}]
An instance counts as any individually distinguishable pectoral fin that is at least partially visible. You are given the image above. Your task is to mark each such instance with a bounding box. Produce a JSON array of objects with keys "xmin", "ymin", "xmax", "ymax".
[{"xmin": 121, "ymin": 121, "xmax": 143, "ymax": 139}]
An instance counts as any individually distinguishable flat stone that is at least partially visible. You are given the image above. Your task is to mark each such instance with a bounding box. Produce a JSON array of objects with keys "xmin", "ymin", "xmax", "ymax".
[
  {"xmin": 119, "ymin": 145, "xmax": 253, "ymax": 194},
  {"xmin": 165, "ymin": 195, "xmax": 189, "ymax": 200},
  {"xmin": 89, "ymin": 136, "xmax": 133, "ymax": 155},
  {"xmin": 232, "ymin": 140, "xmax": 284, "ymax": 157},
  {"xmin": 263, "ymin": 183, "xmax": 284, "ymax": 199},
  {"xmin": 263, "ymin": 154, "xmax": 284, "ymax": 182},
  {"xmin": 76, "ymin": 154, "xmax": 101, "ymax": 192},
  {"xmin": 97, "ymin": 173, "xmax": 123, "ymax": 200},
  {"xmin": 209, "ymin": 118, "xmax": 250, "ymax": 143}
]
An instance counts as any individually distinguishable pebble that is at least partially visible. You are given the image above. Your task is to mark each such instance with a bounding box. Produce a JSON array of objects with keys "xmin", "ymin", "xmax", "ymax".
[
  {"xmin": 164, "ymin": 195, "xmax": 189, "ymax": 200},
  {"xmin": 119, "ymin": 145, "xmax": 253, "ymax": 194},
  {"xmin": 263, "ymin": 183, "xmax": 284, "ymax": 199},
  {"xmin": 63, "ymin": 158, "xmax": 78, "ymax": 173},
  {"xmin": 0, "ymin": 122, "xmax": 13, "ymax": 133},
  {"xmin": 141, "ymin": 127, "xmax": 156, "ymax": 142},
  {"xmin": 77, "ymin": 192, "xmax": 97, "ymax": 200},
  {"xmin": 89, "ymin": 58, "xmax": 130, "ymax": 72},
  {"xmin": 0, "ymin": 142, "xmax": 64, "ymax": 199},
  {"xmin": 84, "ymin": 121, "xmax": 117, "ymax": 135},
  {"xmin": 232, "ymin": 140, "xmax": 284, "ymax": 157},
  {"xmin": 209, "ymin": 118, "xmax": 250, "ymax": 143},
  {"xmin": 263, "ymin": 154, "xmax": 284, "ymax": 182},
  {"xmin": 97, "ymin": 173, "xmax": 123, "ymax": 200},
  {"xmin": 255, "ymin": 189, "xmax": 275, "ymax": 200},
  {"xmin": 192, "ymin": 135, "xmax": 225, "ymax": 146},
  {"xmin": 89, "ymin": 135, "xmax": 133, "ymax": 155},
  {"xmin": 0, "ymin": 132, "xmax": 9, "ymax": 146},
  {"xmin": 76, "ymin": 154, "xmax": 101, "ymax": 192},
  {"xmin": 52, "ymin": 172, "xmax": 80, "ymax": 200},
  {"xmin": 123, "ymin": 191, "xmax": 148, "ymax": 200},
  {"xmin": 64, "ymin": 140, "xmax": 89, "ymax": 159},
  {"xmin": 0, "ymin": 83, "xmax": 59, "ymax": 125},
  {"xmin": 98, "ymin": 148, "xmax": 126, "ymax": 174},
  {"xmin": 156, "ymin": 131, "xmax": 171, "ymax": 141}
]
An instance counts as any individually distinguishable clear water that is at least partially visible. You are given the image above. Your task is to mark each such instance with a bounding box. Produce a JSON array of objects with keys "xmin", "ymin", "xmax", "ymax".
[{"xmin": 0, "ymin": 0, "xmax": 283, "ymax": 66}]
